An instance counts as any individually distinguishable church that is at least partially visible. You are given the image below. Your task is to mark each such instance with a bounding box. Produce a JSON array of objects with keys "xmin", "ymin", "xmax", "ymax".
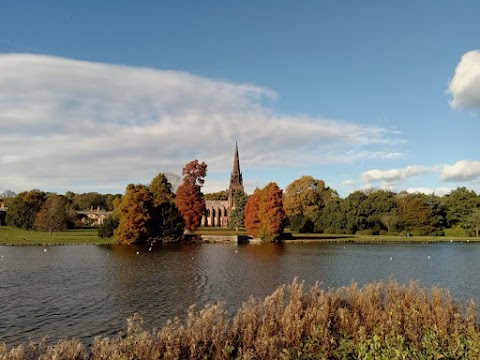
[{"xmin": 201, "ymin": 143, "xmax": 244, "ymax": 227}]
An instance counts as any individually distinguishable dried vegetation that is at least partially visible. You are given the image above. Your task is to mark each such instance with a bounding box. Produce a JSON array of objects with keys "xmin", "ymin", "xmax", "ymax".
[{"xmin": 1, "ymin": 279, "xmax": 480, "ymax": 359}]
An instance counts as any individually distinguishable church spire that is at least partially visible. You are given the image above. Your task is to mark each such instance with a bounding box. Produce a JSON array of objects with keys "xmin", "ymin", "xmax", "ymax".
[{"xmin": 229, "ymin": 142, "xmax": 244, "ymax": 200}]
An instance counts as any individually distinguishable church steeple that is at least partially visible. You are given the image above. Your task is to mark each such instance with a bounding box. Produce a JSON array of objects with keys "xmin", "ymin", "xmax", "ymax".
[{"xmin": 229, "ymin": 142, "xmax": 244, "ymax": 193}]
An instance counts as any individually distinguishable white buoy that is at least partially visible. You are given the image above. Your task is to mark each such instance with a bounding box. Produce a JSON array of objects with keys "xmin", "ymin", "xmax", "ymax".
[
  {"xmin": 390, "ymin": 257, "xmax": 392, "ymax": 260},
  {"xmin": 44, "ymin": 248, "xmax": 48, "ymax": 252},
  {"xmin": 136, "ymin": 251, "xmax": 140, "ymax": 255},
  {"xmin": 428, "ymin": 256, "xmax": 431, "ymax": 259}
]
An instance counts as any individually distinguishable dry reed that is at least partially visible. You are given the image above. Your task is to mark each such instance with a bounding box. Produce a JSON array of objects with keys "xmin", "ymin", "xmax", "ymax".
[{"xmin": 1, "ymin": 279, "xmax": 479, "ymax": 359}]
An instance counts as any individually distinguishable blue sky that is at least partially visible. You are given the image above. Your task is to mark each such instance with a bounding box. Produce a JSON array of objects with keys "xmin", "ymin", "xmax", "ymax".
[{"xmin": 1, "ymin": 1, "xmax": 479, "ymax": 197}]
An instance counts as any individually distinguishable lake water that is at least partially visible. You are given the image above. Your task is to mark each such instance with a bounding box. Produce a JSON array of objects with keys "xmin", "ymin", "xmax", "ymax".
[{"xmin": 1, "ymin": 242, "xmax": 480, "ymax": 346}]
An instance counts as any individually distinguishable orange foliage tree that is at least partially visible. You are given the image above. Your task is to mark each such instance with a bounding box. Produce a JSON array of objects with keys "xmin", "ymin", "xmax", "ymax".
[
  {"xmin": 245, "ymin": 182, "xmax": 285, "ymax": 241},
  {"xmin": 244, "ymin": 189, "xmax": 261, "ymax": 236},
  {"xmin": 175, "ymin": 159, "xmax": 207, "ymax": 232},
  {"xmin": 114, "ymin": 184, "xmax": 153, "ymax": 244}
]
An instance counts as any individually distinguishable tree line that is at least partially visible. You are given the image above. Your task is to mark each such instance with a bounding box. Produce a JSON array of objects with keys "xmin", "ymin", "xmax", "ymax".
[{"xmin": 2, "ymin": 167, "xmax": 480, "ymax": 243}]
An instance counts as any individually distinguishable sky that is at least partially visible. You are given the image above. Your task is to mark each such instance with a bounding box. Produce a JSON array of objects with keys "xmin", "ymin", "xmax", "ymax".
[{"xmin": 1, "ymin": 1, "xmax": 479, "ymax": 197}]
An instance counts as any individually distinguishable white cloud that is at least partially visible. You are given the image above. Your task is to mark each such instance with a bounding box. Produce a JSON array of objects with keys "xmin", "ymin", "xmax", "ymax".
[
  {"xmin": 0, "ymin": 53, "xmax": 401, "ymax": 194},
  {"xmin": 361, "ymin": 165, "xmax": 428, "ymax": 183},
  {"xmin": 448, "ymin": 50, "xmax": 480, "ymax": 111},
  {"xmin": 406, "ymin": 187, "xmax": 452, "ymax": 196},
  {"xmin": 441, "ymin": 160, "xmax": 480, "ymax": 182}
]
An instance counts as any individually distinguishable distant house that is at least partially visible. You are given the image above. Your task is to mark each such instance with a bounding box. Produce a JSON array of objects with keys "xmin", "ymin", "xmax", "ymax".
[{"xmin": 76, "ymin": 206, "xmax": 113, "ymax": 226}]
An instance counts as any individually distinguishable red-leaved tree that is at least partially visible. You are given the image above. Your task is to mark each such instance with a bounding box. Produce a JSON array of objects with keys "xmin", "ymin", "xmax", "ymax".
[
  {"xmin": 176, "ymin": 160, "xmax": 207, "ymax": 232},
  {"xmin": 245, "ymin": 182, "xmax": 285, "ymax": 241},
  {"xmin": 244, "ymin": 189, "xmax": 261, "ymax": 237}
]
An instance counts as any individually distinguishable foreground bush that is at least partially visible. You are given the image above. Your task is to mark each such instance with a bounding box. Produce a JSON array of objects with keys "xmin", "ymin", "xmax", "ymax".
[{"xmin": 1, "ymin": 280, "xmax": 479, "ymax": 359}]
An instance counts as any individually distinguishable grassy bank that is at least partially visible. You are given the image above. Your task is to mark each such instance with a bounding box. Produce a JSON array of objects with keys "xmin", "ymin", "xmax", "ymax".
[
  {"xmin": 286, "ymin": 232, "xmax": 480, "ymax": 243},
  {"xmin": 1, "ymin": 280, "xmax": 479, "ymax": 359},
  {"xmin": 0, "ymin": 227, "xmax": 116, "ymax": 245}
]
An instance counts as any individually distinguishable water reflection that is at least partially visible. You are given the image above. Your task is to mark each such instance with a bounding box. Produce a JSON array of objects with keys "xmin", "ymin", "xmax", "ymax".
[{"xmin": 1, "ymin": 242, "xmax": 480, "ymax": 346}]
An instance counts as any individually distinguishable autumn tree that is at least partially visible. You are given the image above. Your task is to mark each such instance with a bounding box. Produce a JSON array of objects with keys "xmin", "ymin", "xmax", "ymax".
[
  {"xmin": 284, "ymin": 176, "xmax": 335, "ymax": 218},
  {"xmin": 33, "ymin": 194, "xmax": 71, "ymax": 234},
  {"xmin": 114, "ymin": 184, "xmax": 153, "ymax": 244},
  {"xmin": 244, "ymin": 189, "xmax": 261, "ymax": 237},
  {"xmin": 114, "ymin": 173, "xmax": 185, "ymax": 244},
  {"xmin": 245, "ymin": 183, "xmax": 285, "ymax": 241},
  {"xmin": 175, "ymin": 160, "xmax": 207, "ymax": 232}
]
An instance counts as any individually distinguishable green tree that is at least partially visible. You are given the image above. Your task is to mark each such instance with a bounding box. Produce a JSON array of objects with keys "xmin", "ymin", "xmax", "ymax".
[
  {"xmin": 175, "ymin": 160, "xmax": 207, "ymax": 232},
  {"xmin": 228, "ymin": 190, "xmax": 248, "ymax": 230},
  {"xmin": 443, "ymin": 187, "xmax": 479, "ymax": 228},
  {"xmin": 313, "ymin": 198, "xmax": 345, "ymax": 233},
  {"xmin": 397, "ymin": 193, "xmax": 438, "ymax": 235},
  {"xmin": 149, "ymin": 173, "xmax": 175, "ymax": 206},
  {"xmin": 466, "ymin": 209, "xmax": 480, "ymax": 237},
  {"xmin": 98, "ymin": 215, "xmax": 119, "ymax": 238},
  {"xmin": 204, "ymin": 190, "xmax": 229, "ymax": 201},
  {"xmin": 149, "ymin": 202, "xmax": 185, "ymax": 243},
  {"xmin": 342, "ymin": 191, "xmax": 369, "ymax": 234},
  {"xmin": 33, "ymin": 194, "xmax": 71, "ymax": 234},
  {"xmin": 6, "ymin": 189, "xmax": 46, "ymax": 229},
  {"xmin": 363, "ymin": 189, "xmax": 397, "ymax": 232}
]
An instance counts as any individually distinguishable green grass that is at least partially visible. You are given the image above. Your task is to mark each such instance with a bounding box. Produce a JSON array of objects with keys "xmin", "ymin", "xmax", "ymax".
[
  {"xmin": 194, "ymin": 227, "xmax": 247, "ymax": 236},
  {"xmin": 0, "ymin": 226, "xmax": 117, "ymax": 245},
  {"xmin": 287, "ymin": 231, "xmax": 480, "ymax": 243}
]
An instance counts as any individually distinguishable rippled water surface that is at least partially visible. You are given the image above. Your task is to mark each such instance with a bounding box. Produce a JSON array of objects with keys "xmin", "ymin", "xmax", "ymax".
[{"xmin": 1, "ymin": 242, "xmax": 480, "ymax": 345}]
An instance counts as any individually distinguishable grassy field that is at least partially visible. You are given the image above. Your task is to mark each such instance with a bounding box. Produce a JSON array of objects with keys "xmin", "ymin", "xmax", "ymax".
[{"xmin": 0, "ymin": 226, "xmax": 116, "ymax": 245}]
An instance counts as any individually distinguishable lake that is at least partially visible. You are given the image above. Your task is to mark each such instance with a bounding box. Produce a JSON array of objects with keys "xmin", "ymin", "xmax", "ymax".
[{"xmin": 1, "ymin": 241, "xmax": 479, "ymax": 346}]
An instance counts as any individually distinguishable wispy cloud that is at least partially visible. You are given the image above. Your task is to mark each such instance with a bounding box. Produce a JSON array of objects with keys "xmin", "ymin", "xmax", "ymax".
[
  {"xmin": 0, "ymin": 54, "xmax": 401, "ymax": 193},
  {"xmin": 448, "ymin": 50, "xmax": 480, "ymax": 112}
]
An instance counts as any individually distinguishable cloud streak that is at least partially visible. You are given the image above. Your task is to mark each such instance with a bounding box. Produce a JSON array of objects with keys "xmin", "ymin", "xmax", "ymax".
[{"xmin": 0, "ymin": 54, "xmax": 401, "ymax": 194}]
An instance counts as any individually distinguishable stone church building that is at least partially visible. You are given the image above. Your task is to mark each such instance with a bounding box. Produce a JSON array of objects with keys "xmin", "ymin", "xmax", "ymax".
[{"xmin": 201, "ymin": 143, "xmax": 244, "ymax": 227}]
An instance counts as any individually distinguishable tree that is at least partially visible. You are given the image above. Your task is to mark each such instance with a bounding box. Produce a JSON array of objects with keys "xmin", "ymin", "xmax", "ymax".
[
  {"xmin": 33, "ymin": 194, "xmax": 71, "ymax": 234},
  {"xmin": 342, "ymin": 191, "xmax": 369, "ymax": 234},
  {"xmin": 397, "ymin": 193, "xmax": 438, "ymax": 235},
  {"xmin": 313, "ymin": 198, "xmax": 345, "ymax": 233},
  {"xmin": 443, "ymin": 187, "xmax": 479, "ymax": 228},
  {"xmin": 114, "ymin": 184, "xmax": 154, "ymax": 244},
  {"xmin": 284, "ymin": 176, "xmax": 335, "ymax": 218},
  {"xmin": 175, "ymin": 160, "xmax": 207, "ymax": 232},
  {"xmin": 244, "ymin": 189, "xmax": 261, "ymax": 237},
  {"xmin": 98, "ymin": 215, "xmax": 119, "ymax": 238},
  {"xmin": 466, "ymin": 209, "xmax": 480, "ymax": 237},
  {"xmin": 245, "ymin": 183, "xmax": 285, "ymax": 241},
  {"xmin": 149, "ymin": 173, "xmax": 175, "ymax": 207},
  {"xmin": 114, "ymin": 173, "xmax": 184, "ymax": 244},
  {"xmin": 6, "ymin": 190, "xmax": 46, "ymax": 229},
  {"xmin": 228, "ymin": 190, "xmax": 248, "ymax": 230},
  {"xmin": 363, "ymin": 189, "xmax": 396, "ymax": 231},
  {"xmin": 204, "ymin": 190, "xmax": 229, "ymax": 201}
]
